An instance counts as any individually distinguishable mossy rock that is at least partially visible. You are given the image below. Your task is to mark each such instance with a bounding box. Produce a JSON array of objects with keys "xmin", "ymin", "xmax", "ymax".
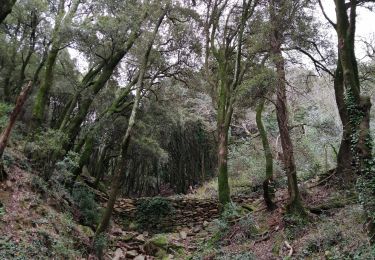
[
  {"xmin": 150, "ymin": 234, "xmax": 168, "ymax": 248},
  {"xmin": 78, "ymin": 225, "xmax": 95, "ymax": 237},
  {"xmin": 144, "ymin": 233, "xmax": 185, "ymax": 257}
]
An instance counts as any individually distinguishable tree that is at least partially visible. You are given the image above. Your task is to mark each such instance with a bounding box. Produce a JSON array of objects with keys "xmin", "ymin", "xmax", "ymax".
[
  {"xmin": 32, "ymin": 0, "xmax": 81, "ymax": 125},
  {"xmin": 256, "ymin": 98, "xmax": 277, "ymax": 210},
  {"xmin": 95, "ymin": 8, "xmax": 167, "ymax": 237},
  {"xmin": 334, "ymin": 0, "xmax": 374, "ymax": 242},
  {"xmin": 204, "ymin": 0, "xmax": 258, "ymax": 205},
  {"xmin": 56, "ymin": 3, "xmax": 148, "ymax": 155},
  {"xmin": 268, "ymin": 0, "xmax": 307, "ymax": 216}
]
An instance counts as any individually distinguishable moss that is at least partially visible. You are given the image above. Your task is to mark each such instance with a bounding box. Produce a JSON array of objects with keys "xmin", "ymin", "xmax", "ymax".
[{"xmin": 150, "ymin": 234, "xmax": 168, "ymax": 247}]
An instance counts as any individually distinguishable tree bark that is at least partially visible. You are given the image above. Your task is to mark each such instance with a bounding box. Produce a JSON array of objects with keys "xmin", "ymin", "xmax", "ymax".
[
  {"xmin": 269, "ymin": 0, "xmax": 305, "ymax": 216},
  {"xmin": 0, "ymin": 81, "xmax": 32, "ymax": 180},
  {"xmin": 333, "ymin": 54, "xmax": 353, "ymax": 181},
  {"xmin": 256, "ymin": 99, "xmax": 277, "ymax": 210}
]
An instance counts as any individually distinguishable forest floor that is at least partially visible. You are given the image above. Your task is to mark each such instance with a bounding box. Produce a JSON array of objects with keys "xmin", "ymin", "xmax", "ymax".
[{"xmin": 0, "ymin": 149, "xmax": 374, "ymax": 259}]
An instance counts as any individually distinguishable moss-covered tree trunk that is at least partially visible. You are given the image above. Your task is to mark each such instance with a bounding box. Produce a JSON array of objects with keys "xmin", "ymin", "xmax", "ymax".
[
  {"xmin": 32, "ymin": 47, "xmax": 59, "ymax": 124},
  {"xmin": 333, "ymin": 54, "xmax": 353, "ymax": 180},
  {"xmin": 95, "ymin": 11, "xmax": 166, "ymax": 237},
  {"xmin": 269, "ymin": 0, "xmax": 305, "ymax": 217},
  {"xmin": 70, "ymin": 133, "xmax": 94, "ymax": 186},
  {"xmin": 333, "ymin": 0, "xmax": 374, "ymax": 241},
  {"xmin": 59, "ymin": 12, "xmax": 146, "ymax": 153},
  {"xmin": 0, "ymin": 0, "xmax": 17, "ymax": 24},
  {"xmin": 32, "ymin": 0, "xmax": 80, "ymax": 126},
  {"xmin": 256, "ymin": 99, "xmax": 276, "ymax": 210}
]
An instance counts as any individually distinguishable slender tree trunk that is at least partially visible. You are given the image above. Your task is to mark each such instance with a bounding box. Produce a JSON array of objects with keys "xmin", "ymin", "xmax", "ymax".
[
  {"xmin": 32, "ymin": 47, "xmax": 59, "ymax": 124},
  {"xmin": 269, "ymin": 0, "xmax": 305, "ymax": 216},
  {"xmin": 60, "ymin": 11, "xmax": 146, "ymax": 152},
  {"xmin": 95, "ymin": 11, "xmax": 166, "ymax": 237},
  {"xmin": 0, "ymin": 81, "xmax": 32, "ymax": 180},
  {"xmin": 0, "ymin": 0, "xmax": 17, "ymax": 24},
  {"xmin": 256, "ymin": 99, "xmax": 277, "ymax": 210},
  {"xmin": 14, "ymin": 11, "xmax": 38, "ymax": 94},
  {"xmin": 32, "ymin": 0, "xmax": 80, "ymax": 126},
  {"xmin": 95, "ymin": 78, "xmax": 142, "ymax": 236},
  {"xmin": 272, "ymin": 39, "xmax": 305, "ymax": 216},
  {"xmin": 217, "ymin": 77, "xmax": 231, "ymax": 205},
  {"xmin": 70, "ymin": 134, "xmax": 94, "ymax": 187}
]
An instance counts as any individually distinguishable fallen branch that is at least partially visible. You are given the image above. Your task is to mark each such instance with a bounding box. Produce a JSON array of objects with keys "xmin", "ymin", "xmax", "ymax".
[
  {"xmin": 284, "ymin": 240, "xmax": 293, "ymax": 257},
  {"xmin": 0, "ymin": 81, "xmax": 32, "ymax": 181},
  {"xmin": 307, "ymin": 169, "xmax": 337, "ymax": 189}
]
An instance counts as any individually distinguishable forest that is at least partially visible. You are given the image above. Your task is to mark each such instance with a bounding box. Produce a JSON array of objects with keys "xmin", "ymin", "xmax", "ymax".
[{"xmin": 0, "ymin": 0, "xmax": 374, "ymax": 259}]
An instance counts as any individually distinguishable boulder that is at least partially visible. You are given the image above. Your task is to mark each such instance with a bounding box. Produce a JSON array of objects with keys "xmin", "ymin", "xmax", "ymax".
[{"xmin": 113, "ymin": 248, "xmax": 124, "ymax": 260}]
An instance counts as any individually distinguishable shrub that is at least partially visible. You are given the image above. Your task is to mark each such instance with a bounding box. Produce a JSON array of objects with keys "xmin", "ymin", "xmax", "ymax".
[
  {"xmin": 71, "ymin": 184, "xmax": 100, "ymax": 227},
  {"xmin": 31, "ymin": 175, "xmax": 49, "ymax": 195},
  {"xmin": 136, "ymin": 197, "xmax": 174, "ymax": 231},
  {"xmin": 0, "ymin": 102, "xmax": 13, "ymax": 131},
  {"xmin": 205, "ymin": 203, "xmax": 257, "ymax": 248},
  {"xmin": 93, "ymin": 233, "xmax": 108, "ymax": 257},
  {"xmin": 24, "ymin": 129, "xmax": 68, "ymax": 171}
]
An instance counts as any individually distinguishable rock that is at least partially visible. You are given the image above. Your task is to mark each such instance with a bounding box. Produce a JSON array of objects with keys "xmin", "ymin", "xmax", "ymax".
[
  {"xmin": 126, "ymin": 250, "xmax": 139, "ymax": 258},
  {"xmin": 134, "ymin": 255, "xmax": 145, "ymax": 260},
  {"xmin": 78, "ymin": 225, "xmax": 95, "ymax": 237},
  {"xmin": 135, "ymin": 234, "xmax": 145, "ymax": 242},
  {"xmin": 5, "ymin": 180, "xmax": 12, "ymax": 188},
  {"xmin": 113, "ymin": 248, "xmax": 125, "ymax": 260},
  {"xmin": 111, "ymin": 227, "xmax": 124, "ymax": 236},
  {"xmin": 149, "ymin": 234, "xmax": 168, "ymax": 247},
  {"xmin": 128, "ymin": 222, "xmax": 137, "ymax": 230},
  {"xmin": 121, "ymin": 232, "xmax": 137, "ymax": 242},
  {"xmin": 179, "ymin": 231, "xmax": 187, "ymax": 240},
  {"xmin": 203, "ymin": 221, "xmax": 209, "ymax": 228},
  {"xmin": 193, "ymin": 226, "xmax": 201, "ymax": 233}
]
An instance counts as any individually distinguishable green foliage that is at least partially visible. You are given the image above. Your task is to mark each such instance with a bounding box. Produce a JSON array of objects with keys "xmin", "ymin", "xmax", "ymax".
[
  {"xmin": 0, "ymin": 102, "xmax": 13, "ymax": 130},
  {"xmin": 195, "ymin": 203, "xmax": 257, "ymax": 259},
  {"xmin": 283, "ymin": 213, "xmax": 309, "ymax": 241},
  {"xmin": 93, "ymin": 233, "xmax": 108, "ymax": 256},
  {"xmin": 31, "ymin": 175, "xmax": 49, "ymax": 195},
  {"xmin": 301, "ymin": 223, "xmax": 342, "ymax": 256},
  {"xmin": 71, "ymin": 184, "xmax": 100, "ymax": 227},
  {"xmin": 56, "ymin": 151, "xmax": 80, "ymax": 173},
  {"xmin": 136, "ymin": 197, "xmax": 174, "ymax": 231},
  {"xmin": 24, "ymin": 129, "xmax": 68, "ymax": 169}
]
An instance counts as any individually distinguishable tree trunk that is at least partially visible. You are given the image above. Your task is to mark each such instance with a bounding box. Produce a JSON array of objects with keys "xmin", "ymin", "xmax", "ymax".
[
  {"xmin": 70, "ymin": 134, "xmax": 94, "ymax": 187},
  {"xmin": 0, "ymin": 81, "xmax": 32, "ymax": 180},
  {"xmin": 0, "ymin": 0, "xmax": 17, "ymax": 24},
  {"xmin": 333, "ymin": 55, "xmax": 353, "ymax": 181},
  {"xmin": 217, "ymin": 79, "xmax": 231, "ymax": 205},
  {"xmin": 334, "ymin": 0, "xmax": 374, "ymax": 240},
  {"xmin": 272, "ymin": 39, "xmax": 305, "ymax": 216},
  {"xmin": 95, "ymin": 11, "xmax": 166, "ymax": 237},
  {"xmin": 32, "ymin": 47, "xmax": 59, "ymax": 125},
  {"xmin": 256, "ymin": 99, "xmax": 277, "ymax": 210},
  {"xmin": 95, "ymin": 78, "xmax": 142, "ymax": 236},
  {"xmin": 32, "ymin": 0, "xmax": 80, "ymax": 127},
  {"xmin": 60, "ymin": 11, "xmax": 146, "ymax": 152}
]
